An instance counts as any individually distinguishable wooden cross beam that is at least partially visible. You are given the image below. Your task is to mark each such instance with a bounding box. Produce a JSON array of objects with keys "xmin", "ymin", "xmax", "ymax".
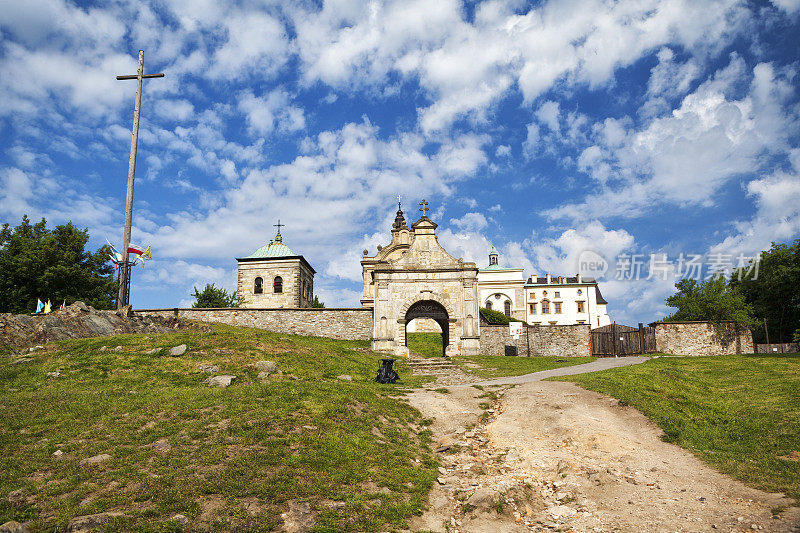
[{"xmin": 115, "ymin": 50, "xmax": 164, "ymax": 308}]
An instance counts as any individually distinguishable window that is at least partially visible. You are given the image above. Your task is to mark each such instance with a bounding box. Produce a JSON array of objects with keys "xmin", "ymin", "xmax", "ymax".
[
  {"xmin": 529, "ymin": 303, "xmax": 536, "ymax": 314},
  {"xmin": 504, "ymin": 300, "xmax": 511, "ymax": 317},
  {"xmin": 529, "ymin": 291, "xmax": 535, "ymax": 300},
  {"xmin": 576, "ymin": 301, "xmax": 585, "ymax": 313},
  {"xmin": 554, "ymin": 291, "xmax": 560, "ymax": 298},
  {"xmin": 554, "ymin": 302, "xmax": 562, "ymax": 314},
  {"xmin": 577, "ymin": 320, "xmax": 586, "ymax": 324},
  {"xmin": 273, "ymin": 276, "xmax": 283, "ymax": 293},
  {"xmin": 254, "ymin": 277, "xmax": 263, "ymax": 294},
  {"xmin": 542, "ymin": 290, "xmax": 548, "ymax": 297},
  {"xmin": 485, "ymin": 300, "xmax": 492, "ymax": 310},
  {"xmin": 541, "ymin": 300, "xmax": 550, "ymax": 314}
]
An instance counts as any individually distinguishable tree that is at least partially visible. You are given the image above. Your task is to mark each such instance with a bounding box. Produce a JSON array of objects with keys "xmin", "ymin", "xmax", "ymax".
[
  {"xmin": 311, "ymin": 295, "xmax": 325, "ymax": 308},
  {"xmin": 663, "ymin": 276, "xmax": 755, "ymax": 326},
  {"xmin": 191, "ymin": 283, "xmax": 239, "ymax": 308},
  {"xmin": 730, "ymin": 239, "xmax": 800, "ymax": 344},
  {"xmin": 0, "ymin": 216, "xmax": 115, "ymax": 314}
]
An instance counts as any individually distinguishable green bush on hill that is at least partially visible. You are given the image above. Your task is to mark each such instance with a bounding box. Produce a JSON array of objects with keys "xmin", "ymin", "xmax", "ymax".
[{"xmin": 479, "ymin": 307, "xmax": 526, "ymax": 325}]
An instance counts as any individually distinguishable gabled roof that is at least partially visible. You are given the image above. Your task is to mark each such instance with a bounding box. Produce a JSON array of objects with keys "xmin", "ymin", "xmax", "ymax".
[{"xmin": 595, "ymin": 286, "xmax": 607, "ymax": 304}]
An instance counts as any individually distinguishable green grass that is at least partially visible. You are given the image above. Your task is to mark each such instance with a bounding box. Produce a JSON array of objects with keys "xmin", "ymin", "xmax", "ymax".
[
  {"xmin": 405, "ymin": 333, "xmax": 444, "ymax": 358},
  {"xmin": 453, "ymin": 354, "xmax": 595, "ymax": 379},
  {"xmin": 552, "ymin": 354, "xmax": 800, "ymax": 500},
  {"xmin": 0, "ymin": 324, "xmax": 437, "ymax": 532}
]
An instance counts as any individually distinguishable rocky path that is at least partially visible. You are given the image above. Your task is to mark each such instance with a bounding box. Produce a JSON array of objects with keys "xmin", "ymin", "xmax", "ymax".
[{"xmin": 405, "ymin": 380, "xmax": 800, "ymax": 532}]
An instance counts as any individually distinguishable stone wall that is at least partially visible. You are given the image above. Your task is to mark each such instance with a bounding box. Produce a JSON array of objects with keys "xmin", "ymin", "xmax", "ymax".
[
  {"xmin": 755, "ymin": 343, "xmax": 799, "ymax": 354},
  {"xmin": 650, "ymin": 321, "xmax": 754, "ymax": 355},
  {"xmin": 480, "ymin": 324, "xmax": 591, "ymax": 357},
  {"xmin": 135, "ymin": 308, "xmax": 373, "ymax": 341}
]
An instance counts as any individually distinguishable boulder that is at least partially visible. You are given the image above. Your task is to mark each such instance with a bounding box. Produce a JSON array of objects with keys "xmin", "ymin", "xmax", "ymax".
[
  {"xmin": 255, "ymin": 360, "xmax": 277, "ymax": 373},
  {"xmin": 203, "ymin": 375, "xmax": 235, "ymax": 388},
  {"xmin": 169, "ymin": 344, "xmax": 187, "ymax": 356},
  {"xmin": 73, "ymin": 301, "xmax": 89, "ymax": 312},
  {"xmin": 0, "ymin": 521, "xmax": 29, "ymax": 533},
  {"xmin": 45, "ymin": 371, "xmax": 61, "ymax": 378},
  {"xmin": 256, "ymin": 371, "xmax": 270, "ymax": 381},
  {"xmin": 546, "ymin": 505, "xmax": 576, "ymax": 520},
  {"xmin": 465, "ymin": 487, "xmax": 497, "ymax": 511},
  {"xmin": 199, "ymin": 365, "xmax": 218, "ymax": 374},
  {"xmin": 66, "ymin": 512, "xmax": 123, "ymax": 533},
  {"xmin": 80, "ymin": 453, "xmax": 111, "ymax": 466},
  {"xmin": 144, "ymin": 348, "xmax": 161, "ymax": 355},
  {"xmin": 337, "ymin": 375, "xmax": 353, "ymax": 382},
  {"xmin": 281, "ymin": 500, "xmax": 315, "ymax": 533},
  {"xmin": 170, "ymin": 514, "xmax": 189, "ymax": 528},
  {"xmin": 6, "ymin": 489, "xmax": 25, "ymax": 504}
]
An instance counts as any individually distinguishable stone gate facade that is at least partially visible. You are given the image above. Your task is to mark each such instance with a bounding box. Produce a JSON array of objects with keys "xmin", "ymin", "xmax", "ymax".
[{"xmin": 361, "ymin": 201, "xmax": 481, "ymax": 356}]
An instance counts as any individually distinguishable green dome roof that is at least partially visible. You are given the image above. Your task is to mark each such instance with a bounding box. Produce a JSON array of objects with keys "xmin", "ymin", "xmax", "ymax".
[{"xmin": 243, "ymin": 232, "xmax": 296, "ymax": 259}]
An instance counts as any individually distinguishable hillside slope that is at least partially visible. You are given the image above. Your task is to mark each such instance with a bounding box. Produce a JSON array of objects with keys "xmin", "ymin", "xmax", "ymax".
[{"xmin": 0, "ymin": 324, "xmax": 436, "ymax": 532}]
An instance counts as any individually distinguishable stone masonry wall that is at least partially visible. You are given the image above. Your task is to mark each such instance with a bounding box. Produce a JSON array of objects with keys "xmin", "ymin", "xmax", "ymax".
[
  {"xmin": 135, "ymin": 308, "xmax": 373, "ymax": 341},
  {"xmin": 651, "ymin": 321, "xmax": 754, "ymax": 355},
  {"xmin": 480, "ymin": 324, "xmax": 591, "ymax": 357}
]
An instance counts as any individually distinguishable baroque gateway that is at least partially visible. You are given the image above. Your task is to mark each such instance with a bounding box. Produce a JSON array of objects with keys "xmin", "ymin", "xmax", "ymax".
[{"xmin": 360, "ymin": 200, "xmax": 481, "ymax": 357}]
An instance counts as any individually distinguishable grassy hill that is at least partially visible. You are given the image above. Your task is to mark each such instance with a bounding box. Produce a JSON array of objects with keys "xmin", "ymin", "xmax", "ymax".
[{"xmin": 0, "ymin": 324, "xmax": 437, "ymax": 532}]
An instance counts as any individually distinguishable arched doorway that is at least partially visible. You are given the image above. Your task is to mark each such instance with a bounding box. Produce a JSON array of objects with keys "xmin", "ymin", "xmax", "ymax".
[{"xmin": 405, "ymin": 300, "xmax": 449, "ymax": 357}]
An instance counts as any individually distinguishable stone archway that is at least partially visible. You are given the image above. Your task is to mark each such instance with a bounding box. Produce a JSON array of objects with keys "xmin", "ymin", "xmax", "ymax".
[{"xmin": 404, "ymin": 300, "xmax": 450, "ymax": 357}]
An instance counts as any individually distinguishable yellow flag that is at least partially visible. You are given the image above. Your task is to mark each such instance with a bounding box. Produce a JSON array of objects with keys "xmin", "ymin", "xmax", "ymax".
[
  {"xmin": 44, "ymin": 300, "xmax": 52, "ymax": 314},
  {"xmin": 143, "ymin": 245, "xmax": 152, "ymax": 260}
]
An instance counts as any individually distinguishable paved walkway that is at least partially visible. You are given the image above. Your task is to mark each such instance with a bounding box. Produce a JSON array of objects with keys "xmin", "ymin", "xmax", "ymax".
[{"xmin": 455, "ymin": 356, "xmax": 651, "ymax": 387}]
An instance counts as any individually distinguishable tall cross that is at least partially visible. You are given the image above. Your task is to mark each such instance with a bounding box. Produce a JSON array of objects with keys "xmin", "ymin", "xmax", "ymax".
[
  {"xmin": 274, "ymin": 220, "xmax": 285, "ymax": 233},
  {"xmin": 115, "ymin": 50, "xmax": 164, "ymax": 308},
  {"xmin": 419, "ymin": 199, "xmax": 429, "ymax": 217}
]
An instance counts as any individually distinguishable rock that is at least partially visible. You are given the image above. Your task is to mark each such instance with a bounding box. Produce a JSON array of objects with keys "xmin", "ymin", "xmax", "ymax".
[
  {"xmin": 281, "ymin": 500, "xmax": 315, "ymax": 533},
  {"xmin": 255, "ymin": 360, "xmax": 277, "ymax": 373},
  {"xmin": 80, "ymin": 453, "xmax": 111, "ymax": 466},
  {"xmin": 73, "ymin": 301, "xmax": 89, "ymax": 312},
  {"xmin": 65, "ymin": 512, "xmax": 123, "ymax": 532},
  {"xmin": 203, "ymin": 375, "xmax": 235, "ymax": 388},
  {"xmin": 53, "ymin": 450, "xmax": 64, "ymax": 457},
  {"xmin": 113, "ymin": 346, "xmax": 123, "ymax": 352},
  {"xmin": 99, "ymin": 346, "xmax": 108, "ymax": 352},
  {"xmin": 438, "ymin": 467, "xmax": 447, "ymax": 475},
  {"xmin": 46, "ymin": 371, "xmax": 61, "ymax": 378},
  {"xmin": 170, "ymin": 514, "xmax": 189, "ymax": 527},
  {"xmin": 557, "ymin": 459, "xmax": 570, "ymax": 474},
  {"xmin": 28, "ymin": 345, "xmax": 44, "ymax": 352},
  {"xmin": 153, "ymin": 439, "xmax": 171, "ymax": 452},
  {"xmin": 547, "ymin": 505, "xmax": 576, "ymax": 520},
  {"xmin": 199, "ymin": 365, "xmax": 218, "ymax": 374},
  {"xmin": 144, "ymin": 348, "xmax": 161, "ymax": 355},
  {"xmin": 6, "ymin": 489, "xmax": 25, "ymax": 504},
  {"xmin": 256, "ymin": 371, "xmax": 270, "ymax": 381},
  {"xmin": 0, "ymin": 521, "xmax": 29, "ymax": 533},
  {"xmin": 465, "ymin": 487, "xmax": 496, "ymax": 511},
  {"xmin": 169, "ymin": 344, "xmax": 187, "ymax": 356},
  {"xmin": 10, "ymin": 358, "xmax": 32, "ymax": 365},
  {"xmin": 337, "ymin": 375, "xmax": 353, "ymax": 381},
  {"xmin": 437, "ymin": 477, "xmax": 446, "ymax": 485}
]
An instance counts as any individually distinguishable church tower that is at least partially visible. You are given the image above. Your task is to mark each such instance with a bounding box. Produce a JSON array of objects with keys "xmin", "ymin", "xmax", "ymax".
[{"xmin": 236, "ymin": 223, "xmax": 315, "ymax": 308}]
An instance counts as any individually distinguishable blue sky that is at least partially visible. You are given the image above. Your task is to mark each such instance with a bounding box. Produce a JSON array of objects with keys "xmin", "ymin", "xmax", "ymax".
[{"xmin": 1, "ymin": 0, "xmax": 798, "ymax": 323}]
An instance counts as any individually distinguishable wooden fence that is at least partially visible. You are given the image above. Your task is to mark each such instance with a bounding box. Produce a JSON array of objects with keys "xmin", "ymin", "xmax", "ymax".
[{"xmin": 591, "ymin": 323, "xmax": 656, "ymax": 356}]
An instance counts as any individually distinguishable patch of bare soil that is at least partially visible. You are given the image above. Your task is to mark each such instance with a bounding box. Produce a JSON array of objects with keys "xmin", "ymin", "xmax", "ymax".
[{"xmin": 406, "ymin": 381, "xmax": 800, "ymax": 532}]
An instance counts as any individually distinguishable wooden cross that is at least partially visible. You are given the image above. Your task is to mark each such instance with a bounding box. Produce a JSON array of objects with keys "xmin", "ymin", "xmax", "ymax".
[
  {"xmin": 419, "ymin": 199, "xmax": 429, "ymax": 217},
  {"xmin": 115, "ymin": 50, "xmax": 164, "ymax": 308}
]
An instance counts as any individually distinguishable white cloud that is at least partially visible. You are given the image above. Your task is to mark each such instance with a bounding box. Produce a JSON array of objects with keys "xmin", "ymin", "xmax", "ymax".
[
  {"xmin": 237, "ymin": 89, "xmax": 305, "ymax": 136},
  {"xmin": 450, "ymin": 212, "xmax": 488, "ymax": 232},
  {"xmin": 548, "ymin": 57, "xmax": 797, "ymax": 220}
]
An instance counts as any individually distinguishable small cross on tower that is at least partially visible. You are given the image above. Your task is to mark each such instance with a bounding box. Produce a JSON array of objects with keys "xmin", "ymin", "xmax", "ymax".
[
  {"xmin": 419, "ymin": 199, "xmax": 429, "ymax": 217},
  {"xmin": 274, "ymin": 220, "xmax": 285, "ymax": 232}
]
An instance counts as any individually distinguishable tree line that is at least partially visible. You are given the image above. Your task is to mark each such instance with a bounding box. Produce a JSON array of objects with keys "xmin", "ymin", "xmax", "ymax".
[{"xmin": 664, "ymin": 239, "xmax": 800, "ymax": 344}]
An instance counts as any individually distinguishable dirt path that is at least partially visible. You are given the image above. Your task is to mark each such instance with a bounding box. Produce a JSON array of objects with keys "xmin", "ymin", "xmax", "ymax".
[{"xmin": 405, "ymin": 381, "xmax": 800, "ymax": 532}]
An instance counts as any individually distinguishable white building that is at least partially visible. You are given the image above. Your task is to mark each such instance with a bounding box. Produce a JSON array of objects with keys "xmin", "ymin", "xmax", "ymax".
[
  {"xmin": 477, "ymin": 246, "xmax": 526, "ymax": 321},
  {"xmin": 476, "ymin": 247, "xmax": 611, "ymax": 328},
  {"xmin": 524, "ymin": 273, "xmax": 610, "ymax": 328}
]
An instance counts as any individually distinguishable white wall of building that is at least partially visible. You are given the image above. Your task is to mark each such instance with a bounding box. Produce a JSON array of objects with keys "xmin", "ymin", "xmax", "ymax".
[{"xmin": 524, "ymin": 281, "xmax": 610, "ymax": 328}]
